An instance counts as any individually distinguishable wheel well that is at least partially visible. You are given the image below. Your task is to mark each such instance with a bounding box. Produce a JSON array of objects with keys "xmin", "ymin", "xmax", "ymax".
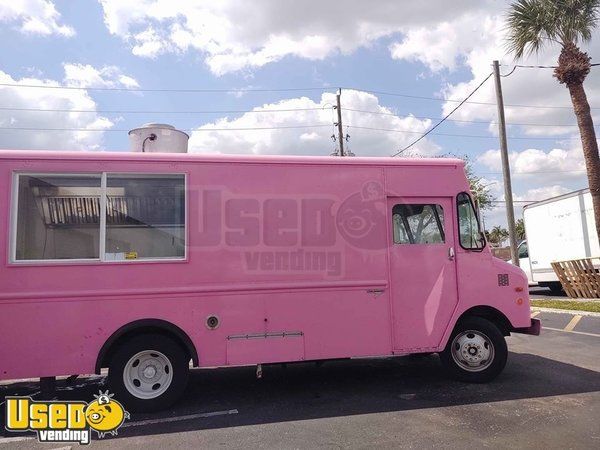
[
  {"xmin": 95, "ymin": 319, "xmax": 199, "ymax": 374},
  {"xmin": 458, "ymin": 306, "xmax": 513, "ymax": 336}
]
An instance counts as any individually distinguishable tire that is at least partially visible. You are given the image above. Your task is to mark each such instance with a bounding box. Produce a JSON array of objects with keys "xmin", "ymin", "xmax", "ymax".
[
  {"xmin": 439, "ymin": 317, "xmax": 507, "ymax": 383},
  {"xmin": 107, "ymin": 334, "xmax": 190, "ymax": 412},
  {"xmin": 546, "ymin": 282, "xmax": 565, "ymax": 296}
]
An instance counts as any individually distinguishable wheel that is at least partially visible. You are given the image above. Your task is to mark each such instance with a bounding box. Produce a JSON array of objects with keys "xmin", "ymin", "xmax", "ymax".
[
  {"xmin": 439, "ymin": 317, "xmax": 507, "ymax": 383},
  {"xmin": 546, "ymin": 282, "xmax": 565, "ymax": 295},
  {"xmin": 107, "ymin": 334, "xmax": 190, "ymax": 412}
]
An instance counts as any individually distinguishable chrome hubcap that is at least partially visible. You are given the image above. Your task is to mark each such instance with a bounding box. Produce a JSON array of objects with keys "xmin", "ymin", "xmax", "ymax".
[
  {"xmin": 450, "ymin": 330, "xmax": 494, "ymax": 372},
  {"xmin": 123, "ymin": 350, "xmax": 173, "ymax": 399}
]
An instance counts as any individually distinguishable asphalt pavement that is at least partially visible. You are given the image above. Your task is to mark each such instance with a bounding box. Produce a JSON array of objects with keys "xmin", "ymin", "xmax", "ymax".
[
  {"xmin": 529, "ymin": 285, "xmax": 569, "ymax": 299},
  {"xmin": 1, "ymin": 311, "xmax": 600, "ymax": 449}
]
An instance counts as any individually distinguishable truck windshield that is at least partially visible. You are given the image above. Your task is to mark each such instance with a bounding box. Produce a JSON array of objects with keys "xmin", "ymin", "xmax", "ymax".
[{"xmin": 457, "ymin": 193, "xmax": 485, "ymax": 250}]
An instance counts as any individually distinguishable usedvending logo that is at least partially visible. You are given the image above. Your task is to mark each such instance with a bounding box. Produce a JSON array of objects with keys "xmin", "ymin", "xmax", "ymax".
[{"xmin": 5, "ymin": 391, "xmax": 130, "ymax": 445}]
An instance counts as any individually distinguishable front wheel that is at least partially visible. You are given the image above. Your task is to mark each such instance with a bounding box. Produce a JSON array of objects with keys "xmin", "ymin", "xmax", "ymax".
[
  {"xmin": 440, "ymin": 317, "xmax": 507, "ymax": 383},
  {"xmin": 108, "ymin": 334, "xmax": 190, "ymax": 412}
]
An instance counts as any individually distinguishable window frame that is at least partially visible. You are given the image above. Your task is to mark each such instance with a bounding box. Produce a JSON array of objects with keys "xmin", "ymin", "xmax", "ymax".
[
  {"xmin": 9, "ymin": 171, "xmax": 188, "ymax": 265},
  {"xmin": 456, "ymin": 192, "xmax": 486, "ymax": 252},
  {"xmin": 392, "ymin": 203, "xmax": 446, "ymax": 245},
  {"xmin": 518, "ymin": 241, "xmax": 528, "ymax": 259}
]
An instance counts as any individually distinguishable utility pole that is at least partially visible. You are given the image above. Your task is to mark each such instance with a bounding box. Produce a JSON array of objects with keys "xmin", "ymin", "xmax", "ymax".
[
  {"xmin": 493, "ymin": 60, "xmax": 519, "ymax": 266},
  {"xmin": 335, "ymin": 88, "xmax": 345, "ymax": 156}
]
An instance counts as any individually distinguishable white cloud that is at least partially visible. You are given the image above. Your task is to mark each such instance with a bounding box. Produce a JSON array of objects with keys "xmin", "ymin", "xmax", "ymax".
[
  {"xmin": 63, "ymin": 63, "xmax": 140, "ymax": 88},
  {"xmin": 97, "ymin": 0, "xmax": 490, "ymax": 75},
  {"xmin": 390, "ymin": 6, "xmax": 600, "ymax": 139},
  {"xmin": 483, "ymin": 183, "xmax": 572, "ymax": 229},
  {"xmin": 0, "ymin": 0, "xmax": 74, "ymax": 36},
  {"xmin": 189, "ymin": 89, "xmax": 438, "ymax": 156},
  {"xmin": 515, "ymin": 185, "xmax": 571, "ymax": 202},
  {"xmin": 477, "ymin": 143, "xmax": 590, "ymax": 182},
  {"xmin": 0, "ymin": 67, "xmax": 123, "ymax": 150},
  {"xmin": 477, "ymin": 142, "xmax": 591, "ymax": 228},
  {"xmin": 95, "ymin": 0, "xmax": 600, "ymax": 144},
  {"xmin": 390, "ymin": 14, "xmax": 492, "ymax": 73}
]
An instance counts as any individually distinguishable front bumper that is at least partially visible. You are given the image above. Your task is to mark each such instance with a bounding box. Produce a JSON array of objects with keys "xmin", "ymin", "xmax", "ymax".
[{"xmin": 513, "ymin": 318, "xmax": 541, "ymax": 336}]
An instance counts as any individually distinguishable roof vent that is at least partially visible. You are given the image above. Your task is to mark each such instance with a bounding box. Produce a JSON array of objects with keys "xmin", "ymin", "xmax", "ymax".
[{"xmin": 128, "ymin": 123, "xmax": 189, "ymax": 153}]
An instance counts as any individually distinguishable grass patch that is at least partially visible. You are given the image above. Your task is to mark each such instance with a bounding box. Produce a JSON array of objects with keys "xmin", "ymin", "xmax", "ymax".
[{"xmin": 531, "ymin": 299, "xmax": 600, "ymax": 313}]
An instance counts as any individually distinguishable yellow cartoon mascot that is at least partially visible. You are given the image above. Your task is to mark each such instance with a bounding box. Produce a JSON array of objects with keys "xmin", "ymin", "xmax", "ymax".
[{"xmin": 85, "ymin": 391, "xmax": 130, "ymax": 438}]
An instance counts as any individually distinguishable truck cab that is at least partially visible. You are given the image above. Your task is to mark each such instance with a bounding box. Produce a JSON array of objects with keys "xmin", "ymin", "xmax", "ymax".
[{"xmin": 518, "ymin": 240, "xmax": 533, "ymax": 284}]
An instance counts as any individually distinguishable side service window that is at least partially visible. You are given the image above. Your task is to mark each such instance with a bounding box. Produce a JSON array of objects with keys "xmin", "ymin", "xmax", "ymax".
[
  {"xmin": 457, "ymin": 192, "xmax": 485, "ymax": 250},
  {"xmin": 105, "ymin": 174, "xmax": 185, "ymax": 260},
  {"xmin": 12, "ymin": 173, "xmax": 186, "ymax": 263},
  {"xmin": 15, "ymin": 174, "xmax": 102, "ymax": 260},
  {"xmin": 392, "ymin": 204, "xmax": 445, "ymax": 244}
]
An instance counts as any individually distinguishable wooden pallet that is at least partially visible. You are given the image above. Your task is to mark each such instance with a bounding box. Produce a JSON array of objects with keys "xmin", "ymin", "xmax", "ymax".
[{"xmin": 551, "ymin": 258, "xmax": 600, "ymax": 299}]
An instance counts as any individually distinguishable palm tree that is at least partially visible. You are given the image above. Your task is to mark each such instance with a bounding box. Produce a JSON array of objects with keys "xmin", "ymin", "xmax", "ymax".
[
  {"xmin": 507, "ymin": 0, "xmax": 600, "ymax": 240},
  {"xmin": 515, "ymin": 218, "xmax": 526, "ymax": 241},
  {"xmin": 488, "ymin": 225, "xmax": 510, "ymax": 246}
]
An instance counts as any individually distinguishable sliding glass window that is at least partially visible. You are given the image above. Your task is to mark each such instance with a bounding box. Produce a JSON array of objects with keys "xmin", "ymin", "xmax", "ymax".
[
  {"xmin": 12, "ymin": 173, "xmax": 186, "ymax": 263},
  {"xmin": 14, "ymin": 174, "xmax": 102, "ymax": 261},
  {"xmin": 104, "ymin": 174, "xmax": 185, "ymax": 261}
]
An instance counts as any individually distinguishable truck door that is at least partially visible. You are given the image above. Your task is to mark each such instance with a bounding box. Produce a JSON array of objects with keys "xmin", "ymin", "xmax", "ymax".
[{"xmin": 387, "ymin": 197, "xmax": 458, "ymax": 352}]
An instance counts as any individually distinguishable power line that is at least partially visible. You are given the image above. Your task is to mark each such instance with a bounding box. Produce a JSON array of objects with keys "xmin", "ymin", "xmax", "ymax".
[
  {"xmin": 0, "ymin": 122, "xmax": 584, "ymax": 140},
  {"xmin": 489, "ymin": 200, "xmax": 538, "ymax": 203},
  {"xmin": 0, "ymin": 83, "xmax": 330, "ymax": 93},
  {"xmin": 350, "ymin": 124, "xmax": 584, "ymax": 140},
  {"xmin": 341, "ymin": 107, "xmax": 595, "ymax": 128},
  {"xmin": 500, "ymin": 66, "xmax": 518, "ymax": 77},
  {"xmin": 479, "ymin": 169, "xmax": 586, "ymax": 175},
  {"xmin": 392, "ymin": 73, "xmax": 494, "ymax": 156},
  {"xmin": 345, "ymin": 87, "xmax": 599, "ymax": 110},
  {"xmin": 2, "ymin": 105, "xmax": 593, "ymax": 130},
  {"xmin": 502, "ymin": 63, "xmax": 600, "ymax": 69},
  {"xmin": 0, "ymin": 124, "xmax": 331, "ymax": 132},
  {"xmin": 1, "ymin": 81, "xmax": 596, "ymax": 110},
  {"xmin": 0, "ymin": 106, "xmax": 325, "ymax": 114}
]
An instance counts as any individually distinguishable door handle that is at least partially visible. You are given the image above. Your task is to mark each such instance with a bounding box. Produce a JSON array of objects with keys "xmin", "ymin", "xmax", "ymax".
[
  {"xmin": 367, "ymin": 289, "xmax": 385, "ymax": 297},
  {"xmin": 448, "ymin": 247, "xmax": 455, "ymax": 261}
]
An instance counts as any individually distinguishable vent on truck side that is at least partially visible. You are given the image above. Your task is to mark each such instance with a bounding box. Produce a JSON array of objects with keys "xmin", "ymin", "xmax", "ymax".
[{"xmin": 36, "ymin": 195, "xmax": 181, "ymax": 228}]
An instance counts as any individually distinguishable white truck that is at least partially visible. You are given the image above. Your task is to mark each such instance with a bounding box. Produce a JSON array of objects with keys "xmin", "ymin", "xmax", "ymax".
[{"xmin": 519, "ymin": 188, "xmax": 599, "ymax": 293}]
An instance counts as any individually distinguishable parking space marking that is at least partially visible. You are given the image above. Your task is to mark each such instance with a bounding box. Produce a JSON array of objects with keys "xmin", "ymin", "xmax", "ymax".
[
  {"xmin": 0, "ymin": 390, "xmax": 39, "ymax": 408},
  {"xmin": 122, "ymin": 409, "xmax": 239, "ymax": 428},
  {"xmin": 544, "ymin": 326, "xmax": 600, "ymax": 338},
  {"xmin": 0, "ymin": 435, "xmax": 36, "ymax": 444},
  {"xmin": 531, "ymin": 311, "xmax": 540, "ymax": 318},
  {"xmin": 0, "ymin": 410, "xmax": 239, "ymax": 444},
  {"xmin": 564, "ymin": 314, "xmax": 583, "ymax": 332}
]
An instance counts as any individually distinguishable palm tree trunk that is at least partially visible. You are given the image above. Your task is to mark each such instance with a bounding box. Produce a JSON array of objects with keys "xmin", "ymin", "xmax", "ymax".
[{"xmin": 567, "ymin": 82, "xmax": 600, "ymax": 242}]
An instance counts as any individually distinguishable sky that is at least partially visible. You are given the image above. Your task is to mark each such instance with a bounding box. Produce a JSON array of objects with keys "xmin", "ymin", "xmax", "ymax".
[{"xmin": 0, "ymin": 0, "xmax": 598, "ymax": 228}]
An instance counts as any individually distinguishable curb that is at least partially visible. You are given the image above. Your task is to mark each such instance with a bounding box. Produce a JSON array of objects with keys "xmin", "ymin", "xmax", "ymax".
[
  {"xmin": 531, "ymin": 306, "xmax": 600, "ymax": 317},
  {"xmin": 531, "ymin": 297, "xmax": 600, "ymax": 303}
]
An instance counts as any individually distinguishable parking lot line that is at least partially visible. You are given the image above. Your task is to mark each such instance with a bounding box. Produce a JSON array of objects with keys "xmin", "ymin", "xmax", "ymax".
[
  {"xmin": 564, "ymin": 314, "xmax": 583, "ymax": 332},
  {"xmin": 531, "ymin": 311, "xmax": 540, "ymax": 318},
  {"xmin": 543, "ymin": 326, "xmax": 600, "ymax": 338},
  {"xmin": 0, "ymin": 436, "xmax": 35, "ymax": 444},
  {"xmin": 0, "ymin": 410, "xmax": 240, "ymax": 444},
  {"xmin": 122, "ymin": 409, "xmax": 239, "ymax": 428}
]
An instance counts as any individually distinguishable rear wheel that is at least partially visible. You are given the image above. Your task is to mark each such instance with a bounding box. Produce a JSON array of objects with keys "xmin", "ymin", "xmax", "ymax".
[
  {"xmin": 440, "ymin": 317, "xmax": 507, "ymax": 383},
  {"xmin": 541, "ymin": 281, "xmax": 565, "ymax": 295},
  {"xmin": 108, "ymin": 334, "xmax": 190, "ymax": 412}
]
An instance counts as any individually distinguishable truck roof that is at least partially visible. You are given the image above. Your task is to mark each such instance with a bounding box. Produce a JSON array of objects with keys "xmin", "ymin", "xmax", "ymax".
[
  {"xmin": 0, "ymin": 150, "xmax": 465, "ymax": 168},
  {"xmin": 523, "ymin": 187, "xmax": 590, "ymax": 209}
]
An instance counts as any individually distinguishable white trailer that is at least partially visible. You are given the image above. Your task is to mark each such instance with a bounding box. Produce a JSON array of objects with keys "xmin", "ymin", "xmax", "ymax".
[{"xmin": 520, "ymin": 188, "xmax": 599, "ymax": 292}]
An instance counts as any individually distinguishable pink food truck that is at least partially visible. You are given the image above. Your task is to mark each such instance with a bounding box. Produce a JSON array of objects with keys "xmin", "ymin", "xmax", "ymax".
[{"xmin": 0, "ymin": 150, "xmax": 540, "ymax": 411}]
